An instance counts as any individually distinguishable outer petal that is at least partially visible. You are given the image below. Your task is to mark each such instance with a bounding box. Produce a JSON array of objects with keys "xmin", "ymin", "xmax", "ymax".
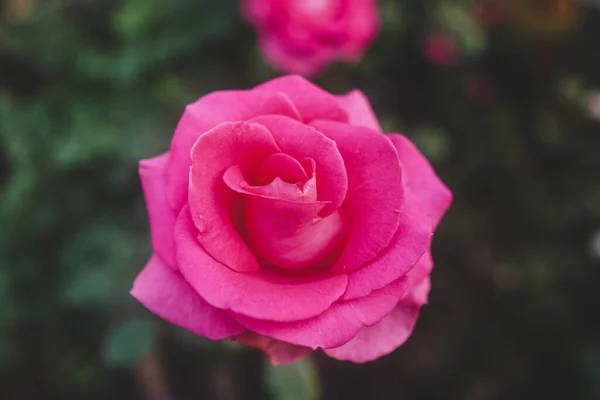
[
  {"xmin": 230, "ymin": 277, "xmax": 409, "ymax": 350},
  {"xmin": 388, "ymin": 134, "xmax": 453, "ymax": 228},
  {"xmin": 403, "ymin": 251, "xmax": 433, "ymax": 305},
  {"xmin": 323, "ymin": 302, "xmax": 420, "ymax": 363},
  {"xmin": 323, "ymin": 252, "xmax": 435, "ymax": 363},
  {"xmin": 139, "ymin": 153, "xmax": 178, "ymax": 268},
  {"xmin": 403, "ymin": 276, "xmax": 431, "ymax": 307},
  {"xmin": 336, "ymin": 90, "xmax": 382, "ymax": 131},
  {"xmin": 251, "ymin": 115, "xmax": 348, "ymax": 215},
  {"xmin": 342, "ymin": 190, "xmax": 432, "ymax": 300},
  {"xmin": 131, "ymin": 255, "xmax": 244, "ymax": 340},
  {"xmin": 167, "ymin": 90, "xmax": 301, "ymax": 210},
  {"xmin": 175, "ymin": 206, "xmax": 348, "ymax": 322},
  {"xmin": 188, "ymin": 121, "xmax": 280, "ymax": 273},
  {"xmin": 309, "ymin": 120, "xmax": 404, "ymax": 273},
  {"xmin": 254, "ymin": 75, "xmax": 349, "ymax": 123},
  {"xmin": 234, "ymin": 332, "xmax": 313, "ymax": 365}
]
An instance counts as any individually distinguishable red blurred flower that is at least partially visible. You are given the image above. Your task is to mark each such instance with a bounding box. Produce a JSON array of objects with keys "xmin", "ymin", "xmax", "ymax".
[{"xmin": 421, "ymin": 34, "xmax": 459, "ymax": 67}]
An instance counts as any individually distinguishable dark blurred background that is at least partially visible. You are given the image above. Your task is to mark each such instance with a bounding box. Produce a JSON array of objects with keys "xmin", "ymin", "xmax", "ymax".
[{"xmin": 1, "ymin": 0, "xmax": 600, "ymax": 399}]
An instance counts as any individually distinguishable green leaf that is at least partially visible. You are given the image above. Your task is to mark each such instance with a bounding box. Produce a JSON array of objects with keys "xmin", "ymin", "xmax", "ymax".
[
  {"xmin": 62, "ymin": 268, "xmax": 115, "ymax": 306},
  {"xmin": 265, "ymin": 358, "xmax": 320, "ymax": 400},
  {"xmin": 103, "ymin": 319, "xmax": 156, "ymax": 367}
]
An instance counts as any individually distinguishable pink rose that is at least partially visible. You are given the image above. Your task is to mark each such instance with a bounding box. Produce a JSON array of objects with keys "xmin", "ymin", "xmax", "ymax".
[
  {"xmin": 131, "ymin": 76, "xmax": 452, "ymax": 364},
  {"xmin": 243, "ymin": 0, "xmax": 380, "ymax": 76}
]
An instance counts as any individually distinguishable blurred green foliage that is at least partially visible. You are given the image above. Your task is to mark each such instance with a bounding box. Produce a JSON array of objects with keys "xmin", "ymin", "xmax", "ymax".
[
  {"xmin": 1, "ymin": 0, "xmax": 599, "ymax": 399},
  {"xmin": 265, "ymin": 359, "xmax": 320, "ymax": 400},
  {"xmin": 104, "ymin": 319, "xmax": 157, "ymax": 367}
]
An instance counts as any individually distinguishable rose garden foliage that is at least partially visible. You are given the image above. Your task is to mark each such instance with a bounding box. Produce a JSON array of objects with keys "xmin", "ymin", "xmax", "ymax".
[{"xmin": 1, "ymin": 0, "xmax": 600, "ymax": 399}]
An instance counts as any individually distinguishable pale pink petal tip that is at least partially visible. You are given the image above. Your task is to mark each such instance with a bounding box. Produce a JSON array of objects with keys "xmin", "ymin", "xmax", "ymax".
[
  {"xmin": 324, "ymin": 303, "xmax": 421, "ymax": 363},
  {"xmin": 130, "ymin": 255, "xmax": 244, "ymax": 340}
]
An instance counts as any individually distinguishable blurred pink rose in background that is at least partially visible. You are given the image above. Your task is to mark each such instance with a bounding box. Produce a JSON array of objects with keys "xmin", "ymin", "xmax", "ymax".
[
  {"xmin": 243, "ymin": 0, "xmax": 380, "ymax": 76},
  {"xmin": 131, "ymin": 76, "xmax": 452, "ymax": 365}
]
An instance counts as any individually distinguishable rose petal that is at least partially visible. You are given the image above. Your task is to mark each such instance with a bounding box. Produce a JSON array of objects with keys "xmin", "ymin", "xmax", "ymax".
[
  {"xmin": 167, "ymin": 90, "xmax": 301, "ymax": 211},
  {"xmin": 336, "ymin": 90, "xmax": 382, "ymax": 131},
  {"xmin": 175, "ymin": 206, "xmax": 348, "ymax": 322},
  {"xmin": 230, "ymin": 277, "xmax": 409, "ymax": 349},
  {"xmin": 329, "ymin": 255, "xmax": 432, "ymax": 365},
  {"xmin": 254, "ymin": 75, "xmax": 349, "ymax": 123},
  {"xmin": 323, "ymin": 302, "xmax": 420, "ymax": 363},
  {"xmin": 139, "ymin": 153, "xmax": 178, "ymax": 268},
  {"xmin": 309, "ymin": 120, "xmax": 404, "ymax": 273},
  {"xmin": 403, "ymin": 251, "xmax": 433, "ymax": 306},
  {"xmin": 244, "ymin": 196, "xmax": 345, "ymax": 272},
  {"xmin": 251, "ymin": 115, "xmax": 348, "ymax": 215},
  {"xmin": 330, "ymin": 251, "xmax": 433, "ymax": 362},
  {"xmin": 257, "ymin": 152, "xmax": 309, "ymax": 184},
  {"xmin": 389, "ymin": 134, "xmax": 453, "ymax": 228},
  {"xmin": 189, "ymin": 121, "xmax": 280, "ymax": 273},
  {"xmin": 234, "ymin": 332, "xmax": 313, "ymax": 365},
  {"xmin": 131, "ymin": 255, "xmax": 244, "ymax": 340},
  {"xmin": 403, "ymin": 277, "xmax": 431, "ymax": 307},
  {"xmin": 223, "ymin": 164, "xmax": 343, "ymax": 271},
  {"xmin": 342, "ymin": 189, "xmax": 432, "ymax": 300},
  {"xmin": 223, "ymin": 164, "xmax": 318, "ymax": 203}
]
